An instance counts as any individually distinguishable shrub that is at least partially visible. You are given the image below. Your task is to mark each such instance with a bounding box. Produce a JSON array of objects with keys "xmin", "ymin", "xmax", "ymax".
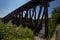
[{"xmin": 0, "ymin": 20, "xmax": 34, "ymax": 40}]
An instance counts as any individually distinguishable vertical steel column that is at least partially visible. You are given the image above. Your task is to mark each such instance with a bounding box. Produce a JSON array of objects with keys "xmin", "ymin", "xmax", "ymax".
[
  {"xmin": 26, "ymin": 10, "xmax": 28, "ymax": 26},
  {"xmin": 34, "ymin": 7, "xmax": 36, "ymax": 27},
  {"xmin": 22, "ymin": 11, "xmax": 25, "ymax": 27},
  {"xmin": 22, "ymin": 11, "xmax": 23, "ymax": 26},
  {"xmin": 29, "ymin": 9, "xmax": 32, "ymax": 27},
  {"xmin": 25, "ymin": 10, "xmax": 28, "ymax": 26},
  {"xmin": 44, "ymin": 6, "xmax": 48, "ymax": 38},
  {"xmin": 33, "ymin": 7, "xmax": 37, "ymax": 35},
  {"xmin": 32, "ymin": 8, "xmax": 36, "ymax": 30},
  {"xmin": 29, "ymin": 9, "xmax": 34, "ymax": 30},
  {"xmin": 19, "ymin": 12, "xmax": 21, "ymax": 24},
  {"xmin": 19, "ymin": 12, "xmax": 22, "ymax": 24}
]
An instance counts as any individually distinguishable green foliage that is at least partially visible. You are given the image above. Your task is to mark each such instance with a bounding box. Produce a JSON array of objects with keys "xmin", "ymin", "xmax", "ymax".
[
  {"xmin": 48, "ymin": 6, "xmax": 60, "ymax": 40},
  {"xmin": 0, "ymin": 20, "xmax": 16, "ymax": 40},
  {"xmin": 15, "ymin": 26, "xmax": 34, "ymax": 40},
  {"xmin": 0, "ymin": 20, "xmax": 34, "ymax": 40}
]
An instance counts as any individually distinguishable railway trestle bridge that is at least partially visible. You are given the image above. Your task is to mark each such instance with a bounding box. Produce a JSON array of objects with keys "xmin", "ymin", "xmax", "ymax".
[{"xmin": 2, "ymin": 0, "xmax": 54, "ymax": 38}]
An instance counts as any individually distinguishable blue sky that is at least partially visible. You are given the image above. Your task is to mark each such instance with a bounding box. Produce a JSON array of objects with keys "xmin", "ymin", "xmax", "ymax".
[{"xmin": 0, "ymin": 0, "xmax": 60, "ymax": 17}]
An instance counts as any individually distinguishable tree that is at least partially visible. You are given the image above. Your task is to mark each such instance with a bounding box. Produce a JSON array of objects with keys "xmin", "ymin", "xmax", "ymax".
[
  {"xmin": 48, "ymin": 6, "xmax": 60, "ymax": 39},
  {"xmin": 0, "ymin": 20, "xmax": 34, "ymax": 40}
]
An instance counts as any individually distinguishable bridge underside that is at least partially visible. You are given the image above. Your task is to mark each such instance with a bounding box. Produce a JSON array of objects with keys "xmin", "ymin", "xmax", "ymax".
[{"xmin": 2, "ymin": 0, "xmax": 54, "ymax": 38}]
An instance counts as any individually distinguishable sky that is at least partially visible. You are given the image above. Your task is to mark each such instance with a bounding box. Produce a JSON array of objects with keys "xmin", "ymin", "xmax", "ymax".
[{"xmin": 0, "ymin": 0, "xmax": 60, "ymax": 17}]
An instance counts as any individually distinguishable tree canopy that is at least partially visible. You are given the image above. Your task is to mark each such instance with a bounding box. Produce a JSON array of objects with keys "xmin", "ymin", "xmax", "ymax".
[{"xmin": 48, "ymin": 6, "xmax": 60, "ymax": 40}]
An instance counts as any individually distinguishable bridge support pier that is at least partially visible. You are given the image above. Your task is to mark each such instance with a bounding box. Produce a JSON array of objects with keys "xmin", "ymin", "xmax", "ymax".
[{"xmin": 44, "ymin": 6, "xmax": 48, "ymax": 39}]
